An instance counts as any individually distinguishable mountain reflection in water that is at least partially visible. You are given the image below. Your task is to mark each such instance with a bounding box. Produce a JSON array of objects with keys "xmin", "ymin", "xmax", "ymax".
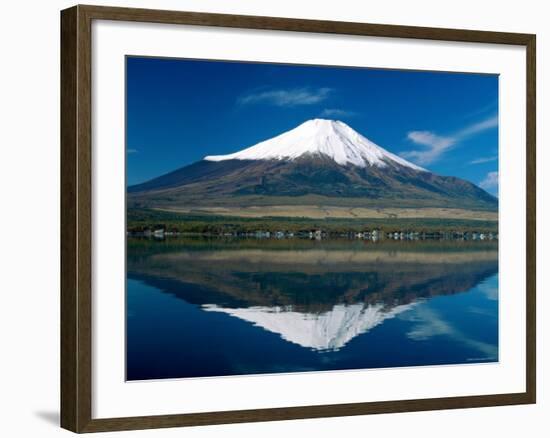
[{"xmin": 127, "ymin": 238, "xmax": 498, "ymax": 380}]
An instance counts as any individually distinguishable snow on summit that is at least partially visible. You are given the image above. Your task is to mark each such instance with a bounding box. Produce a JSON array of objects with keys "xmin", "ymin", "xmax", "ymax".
[
  {"xmin": 205, "ymin": 119, "xmax": 426, "ymax": 171},
  {"xmin": 203, "ymin": 302, "xmax": 417, "ymax": 351}
]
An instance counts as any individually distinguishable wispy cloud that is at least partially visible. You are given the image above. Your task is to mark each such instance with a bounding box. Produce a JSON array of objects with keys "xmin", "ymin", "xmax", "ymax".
[
  {"xmin": 462, "ymin": 100, "xmax": 498, "ymax": 120},
  {"xmin": 402, "ymin": 306, "xmax": 498, "ymax": 359},
  {"xmin": 402, "ymin": 115, "xmax": 498, "ymax": 166},
  {"xmin": 479, "ymin": 171, "xmax": 498, "ymax": 190},
  {"xmin": 127, "ymin": 148, "xmax": 139, "ymax": 154},
  {"xmin": 402, "ymin": 132, "xmax": 455, "ymax": 165},
  {"xmin": 477, "ymin": 282, "xmax": 499, "ymax": 301},
  {"xmin": 470, "ymin": 155, "xmax": 498, "ymax": 165},
  {"xmin": 319, "ymin": 108, "xmax": 357, "ymax": 118},
  {"xmin": 459, "ymin": 116, "xmax": 498, "ymax": 137},
  {"xmin": 237, "ymin": 87, "xmax": 332, "ymax": 107}
]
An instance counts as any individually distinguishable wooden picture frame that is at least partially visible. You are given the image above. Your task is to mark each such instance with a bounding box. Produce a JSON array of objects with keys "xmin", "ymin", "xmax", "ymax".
[{"xmin": 61, "ymin": 4, "xmax": 536, "ymax": 433}]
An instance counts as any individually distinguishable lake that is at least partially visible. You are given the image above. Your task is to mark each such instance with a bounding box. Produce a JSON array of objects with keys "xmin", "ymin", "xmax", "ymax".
[{"xmin": 126, "ymin": 237, "xmax": 498, "ymax": 381}]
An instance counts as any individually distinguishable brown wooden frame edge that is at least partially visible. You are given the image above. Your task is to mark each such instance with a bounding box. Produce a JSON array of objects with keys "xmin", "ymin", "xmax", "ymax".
[{"xmin": 60, "ymin": 4, "xmax": 536, "ymax": 433}]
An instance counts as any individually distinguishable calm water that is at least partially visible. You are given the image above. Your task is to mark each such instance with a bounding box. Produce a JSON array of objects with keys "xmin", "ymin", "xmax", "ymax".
[{"xmin": 126, "ymin": 238, "xmax": 498, "ymax": 380}]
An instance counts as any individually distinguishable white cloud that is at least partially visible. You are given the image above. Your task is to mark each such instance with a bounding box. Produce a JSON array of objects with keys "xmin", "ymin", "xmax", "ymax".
[
  {"xmin": 319, "ymin": 108, "xmax": 357, "ymax": 118},
  {"xmin": 401, "ymin": 131, "xmax": 455, "ymax": 165},
  {"xmin": 402, "ymin": 306, "xmax": 497, "ymax": 359},
  {"xmin": 127, "ymin": 148, "xmax": 139, "ymax": 154},
  {"xmin": 237, "ymin": 87, "xmax": 332, "ymax": 107},
  {"xmin": 479, "ymin": 171, "xmax": 499, "ymax": 190},
  {"xmin": 459, "ymin": 115, "xmax": 498, "ymax": 137},
  {"xmin": 477, "ymin": 283, "xmax": 499, "ymax": 301},
  {"xmin": 470, "ymin": 156, "xmax": 498, "ymax": 165},
  {"xmin": 404, "ymin": 307, "xmax": 454, "ymax": 341},
  {"xmin": 462, "ymin": 101, "xmax": 498, "ymax": 120},
  {"xmin": 402, "ymin": 114, "xmax": 498, "ymax": 166}
]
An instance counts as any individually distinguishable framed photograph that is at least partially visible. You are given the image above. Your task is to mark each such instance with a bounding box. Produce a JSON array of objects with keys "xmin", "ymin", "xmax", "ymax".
[{"xmin": 60, "ymin": 4, "xmax": 536, "ymax": 433}]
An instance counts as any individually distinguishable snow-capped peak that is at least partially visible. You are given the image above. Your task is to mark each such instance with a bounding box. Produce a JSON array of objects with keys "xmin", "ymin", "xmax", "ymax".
[
  {"xmin": 204, "ymin": 119, "xmax": 426, "ymax": 171},
  {"xmin": 203, "ymin": 302, "xmax": 417, "ymax": 351}
]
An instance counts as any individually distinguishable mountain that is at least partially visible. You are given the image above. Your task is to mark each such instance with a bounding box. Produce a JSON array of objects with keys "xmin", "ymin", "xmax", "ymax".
[
  {"xmin": 127, "ymin": 239, "xmax": 498, "ymax": 351},
  {"xmin": 204, "ymin": 117, "xmax": 426, "ymax": 170},
  {"xmin": 128, "ymin": 119, "xmax": 498, "ymax": 211},
  {"xmin": 203, "ymin": 302, "xmax": 417, "ymax": 351}
]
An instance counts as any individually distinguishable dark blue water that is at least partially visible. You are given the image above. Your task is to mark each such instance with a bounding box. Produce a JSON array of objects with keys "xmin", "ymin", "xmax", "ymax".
[{"xmin": 126, "ymin": 238, "xmax": 498, "ymax": 380}]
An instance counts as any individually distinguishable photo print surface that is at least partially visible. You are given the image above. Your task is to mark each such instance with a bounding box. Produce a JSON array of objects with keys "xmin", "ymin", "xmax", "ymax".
[{"xmin": 125, "ymin": 57, "xmax": 499, "ymax": 381}]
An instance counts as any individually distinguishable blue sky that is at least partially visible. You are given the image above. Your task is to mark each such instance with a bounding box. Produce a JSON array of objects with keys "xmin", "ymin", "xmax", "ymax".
[{"xmin": 127, "ymin": 56, "xmax": 499, "ymax": 195}]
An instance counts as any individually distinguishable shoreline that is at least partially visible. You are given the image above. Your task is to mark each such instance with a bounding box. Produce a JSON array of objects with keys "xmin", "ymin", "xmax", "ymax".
[{"xmin": 127, "ymin": 230, "xmax": 498, "ymax": 242}]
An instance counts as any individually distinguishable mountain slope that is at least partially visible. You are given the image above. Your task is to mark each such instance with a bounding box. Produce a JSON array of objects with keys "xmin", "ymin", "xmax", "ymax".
[
  {"xmin": 204, "ymin": 118, "xmax": 426, "ymax": 171},
  {"xmin": 128, "ymin": 119, "xmax": 498, "ymax": 211},
  {"xmin": 203, "ymin": 302, "xmax": 417, "ymax": 351},
  {"xmin": 127, "ymin": 240, "xmax": 498, "ymax": 350}
]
